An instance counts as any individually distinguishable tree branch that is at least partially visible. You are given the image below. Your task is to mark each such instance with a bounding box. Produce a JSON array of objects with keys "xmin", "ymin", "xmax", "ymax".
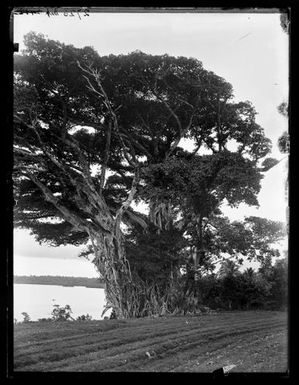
[
  {"xmin": 15, "ymin": 113, "xmax": 113, "ymax": 230},
  {"xmin": 14, "ymin": 147, "xmax": 41, "ymax": 158},
  {"xmin": 25, "ymin": 172, "xmax": 88, "ymax": 233},
  {"xmin": 121, "ymin": 127, "xmax": 152, "ymax": 160},
  {"xmin": 115, "ymin": 167, "xmax": 140, "ymax": 223},
  {"xmin": 167, "ymin": 113, "xmax": 196, "ymax": 156},
  {"xmin": 152, "ymin": 89, "xmax": 182, "ymax": 132},
  {"xmin": 77, "ymin": 61, "xmax": 137, "ymax": 168},
  {"xmin": 191, "ymin": 140, "xmax": 203, "ymax": 156},
  {"xmin": 99, "ymin": 121, "xmax": 112, "ymax": 193}
]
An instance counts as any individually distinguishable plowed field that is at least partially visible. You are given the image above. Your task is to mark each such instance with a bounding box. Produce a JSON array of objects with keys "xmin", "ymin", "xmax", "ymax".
[{"xmin": 14, "ymin": 310, "xmax": 288, "ymax": 372}]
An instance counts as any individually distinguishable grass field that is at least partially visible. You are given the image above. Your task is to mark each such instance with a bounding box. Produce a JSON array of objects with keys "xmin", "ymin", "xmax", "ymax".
[{"xmin": 14, "ymin": 310, "xmax": 288, "ymax": 372}]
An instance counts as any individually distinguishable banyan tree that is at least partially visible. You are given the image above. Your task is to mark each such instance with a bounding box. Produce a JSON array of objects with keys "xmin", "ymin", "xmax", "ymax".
[{"xmin": 14, "ymin": 32, "xmax": 280, "ymax": 318}]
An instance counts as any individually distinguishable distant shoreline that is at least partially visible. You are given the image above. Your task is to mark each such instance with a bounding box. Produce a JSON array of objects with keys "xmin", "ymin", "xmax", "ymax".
[{"xmin": 14, "ymin": 275, "xmax": 105, "ymax": 289}]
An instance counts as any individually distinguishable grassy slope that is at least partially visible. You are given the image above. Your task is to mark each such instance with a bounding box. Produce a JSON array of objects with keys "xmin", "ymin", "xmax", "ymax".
[{"xmin": 14, "ymin": 311, "xmax": 288, "ymax": 372}]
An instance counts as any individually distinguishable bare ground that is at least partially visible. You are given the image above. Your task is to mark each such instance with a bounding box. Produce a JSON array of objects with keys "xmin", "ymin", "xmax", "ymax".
[{"xmin": 14, "ymin": 310, "xmax": 288, "ymax": 373}]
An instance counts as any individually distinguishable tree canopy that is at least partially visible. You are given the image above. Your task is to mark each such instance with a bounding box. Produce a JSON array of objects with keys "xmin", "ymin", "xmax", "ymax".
[
  {"xmin": 14, "ymin": 33, "xmax": 273, "ymax": 242},
  {"xmin": 13, "ymin": 32, "xmax": 285, "ymax": 317}
]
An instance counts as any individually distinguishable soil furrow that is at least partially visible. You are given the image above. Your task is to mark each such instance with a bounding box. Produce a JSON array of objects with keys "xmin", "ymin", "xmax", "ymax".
[
  {"xmin": 14, "ymin": 311, "xmax": 287, "ymax": 372},
  {"xmin": 20, "ymin": 319, "xmax": 284, "ymax": 371},
  {"xmin": 15, "ymin": 316, "xmax": 283, "ymax": 370},
  {"xmin": 15, "ymin": 312, "xmax": 284, "ymax": 358}
]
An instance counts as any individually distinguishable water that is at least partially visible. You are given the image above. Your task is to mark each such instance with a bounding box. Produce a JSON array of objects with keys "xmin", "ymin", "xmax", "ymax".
[{"xmin": 14, "ymin": 284, "xmax": 110, "ymax": 322}]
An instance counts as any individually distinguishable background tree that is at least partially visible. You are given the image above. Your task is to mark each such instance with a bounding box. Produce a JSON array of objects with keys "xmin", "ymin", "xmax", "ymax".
[
  {"xmin": 51, "ymin": 304, "xmax": 75, "ymax": 321},
  {"xmin": 266, "ymin": 258, "xmax": 288, "ymax": 310},
  {"xmin": 280, "ymin": 12, "xmax": 290, "ymax": 34},
  {"xmin": 14, "ymin": 33, "xmax": 278, "ymax": 317},
  {"xmin": 277, "ymin": 101, "xmax": 289, "ymax": 154},
  {"xmin": 21, "ymin": 312, "xmax": 31, "ymax": 323},
  {"xmin": 257, "ymin": 257, "xmax": 288, "ymax": 310},
  {"xmin": 277, "ymin": 99, "xmax": 289, "ymax": 235}
]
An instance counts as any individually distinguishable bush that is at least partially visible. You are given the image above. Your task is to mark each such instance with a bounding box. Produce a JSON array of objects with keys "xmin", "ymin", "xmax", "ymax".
[
  {"xmin": 38, "ymin": 317, "xmax": 53, "ymax": 322},
  {"xmin": 51, "ymin": 304, "xmax": 74, "ymax": 321},
  {"xmin": 76, "ymin": 314, "xmax": 92, "ymax": 321}
]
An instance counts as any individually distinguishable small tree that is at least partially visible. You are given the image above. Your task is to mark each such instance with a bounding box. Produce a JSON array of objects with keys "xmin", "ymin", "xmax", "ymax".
[
  {"xmin": 51, "ymin": 304, "xmax": 74, "ymax": 321},
  {"xmin": 21, "ymin": 312, "xmax": 31, "ymax": 323}
]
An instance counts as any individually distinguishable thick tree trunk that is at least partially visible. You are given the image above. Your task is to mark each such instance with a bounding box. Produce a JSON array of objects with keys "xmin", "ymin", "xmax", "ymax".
[
  {"xmin": 91, "ymin": 226, "xmax": 135, "ymax": 319},
  {"xmin": 91, "ymin": 223, "xmax": 170, "ymax": 318},
  {"xmin": 89, "ymin": 197, "xmax": 181, "ymax": 319}
]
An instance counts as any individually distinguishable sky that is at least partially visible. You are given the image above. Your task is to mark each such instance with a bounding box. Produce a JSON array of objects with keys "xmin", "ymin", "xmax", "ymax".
[{"xmin": 13, "ymin": 9, "xmax": 289, "ymax": 277}]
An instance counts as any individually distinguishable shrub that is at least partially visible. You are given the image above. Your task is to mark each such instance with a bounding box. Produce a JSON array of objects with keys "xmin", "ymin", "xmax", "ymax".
[
  {"xmin": 51, "ymin": 304, "xmax": 74, "ymax": 321},
  {"xmin": 38, "ymin": 317, "xmax": 53, "ymax": 322},
  {"xmin": 76, "ymin": 314, "xmax": 92, "ymax": 321}
]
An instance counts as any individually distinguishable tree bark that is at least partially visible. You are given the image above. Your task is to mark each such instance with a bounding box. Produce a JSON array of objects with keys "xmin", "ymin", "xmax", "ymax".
[
  {"xmin": 90, "ymin": 226, "xmax": 135, "ymax": 319},
  {"xmin": 194, "ymin": 213, "xmax": 204, "ymax": 281}
]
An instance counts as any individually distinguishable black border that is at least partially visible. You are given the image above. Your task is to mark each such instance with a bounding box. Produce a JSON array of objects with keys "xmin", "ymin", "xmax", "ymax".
[{"xmin": 2, "ymin": 1, "xmax": 296, "ymax": 383}]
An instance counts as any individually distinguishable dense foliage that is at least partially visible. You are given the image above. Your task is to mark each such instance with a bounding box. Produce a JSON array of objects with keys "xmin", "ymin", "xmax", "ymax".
[{"xmin": 171, "ymin": 257, "xmax": 288, "ymax": 313}]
